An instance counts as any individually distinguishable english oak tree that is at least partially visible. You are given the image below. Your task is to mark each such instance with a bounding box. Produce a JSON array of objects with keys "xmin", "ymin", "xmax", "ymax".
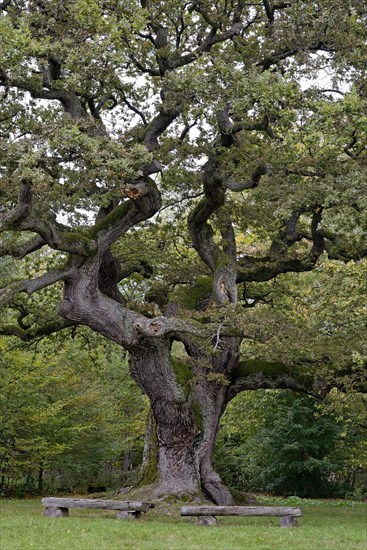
[{"xmin": 1, "ymin": 1, "xmax": 366, "ymax": 503}]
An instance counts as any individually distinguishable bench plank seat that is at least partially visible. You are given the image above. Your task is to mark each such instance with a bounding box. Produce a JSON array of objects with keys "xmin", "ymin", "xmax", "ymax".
[
  {"xmin": 42, "ymin": 497, "xmax": 154, "ymax": 518},
  {"xmin": 181, "ymin": 505, "xmax": 301, "ymax": 517},
  {"xmin": 180, "ymin": 505, "xmax": 301, "ymax": 527}
]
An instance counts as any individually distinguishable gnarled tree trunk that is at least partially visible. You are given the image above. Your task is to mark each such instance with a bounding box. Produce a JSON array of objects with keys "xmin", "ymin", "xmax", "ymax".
[
  {"xmin": 130, "ymin": 343, "xmax": 200, "ymax": 497},
  {"xmin": 129, "ymin": 337, "xmax": 238, "ymax": 504}
]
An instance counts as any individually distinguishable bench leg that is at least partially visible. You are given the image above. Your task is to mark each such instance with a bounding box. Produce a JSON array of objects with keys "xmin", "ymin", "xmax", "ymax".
[
  {"xmin": 280, "ymin": 515, "xmax": 298, "ymax": 527},
  {"xmin": 116, "ymin": 511, "xmax": 141, "ymax": 520},
  {"xmin": 197, "ymin": 516, "xmax": 218, "ymax": 526},
  {"xmin": 44, "ymin": 507, "xmax": 69, "ymax": 518}
]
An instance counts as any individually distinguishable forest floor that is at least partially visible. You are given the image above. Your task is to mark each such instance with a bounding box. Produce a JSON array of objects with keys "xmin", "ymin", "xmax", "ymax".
[{"xmin": 0, "ymin": 496, "xmax": 366, "ymax": 550}]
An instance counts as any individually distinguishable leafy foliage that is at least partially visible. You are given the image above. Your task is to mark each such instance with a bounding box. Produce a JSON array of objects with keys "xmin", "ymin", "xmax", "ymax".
[
  {"xmin": 0, "ymin": 333, "xmax": 147, "ymax": 496},
  {"xmin": 216, "ymin": 390, "xmax": 367, "ymax": 498},
  {"xmin": 238, "ymin": 258, "xmax": 367, "ymax": 378}
]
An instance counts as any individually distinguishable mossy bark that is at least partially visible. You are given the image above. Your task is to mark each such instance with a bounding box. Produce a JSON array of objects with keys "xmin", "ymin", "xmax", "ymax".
[
  {"xmin": 129, "ymin": 338, "xmax": 237, "ymax": 504},
  {"xmin": 139, "ymin": 411, "xmax": 159, "ymax": 486},
  {"xmin": 129, "ymin": 342, "xmax": 200, "ymax": 498}
]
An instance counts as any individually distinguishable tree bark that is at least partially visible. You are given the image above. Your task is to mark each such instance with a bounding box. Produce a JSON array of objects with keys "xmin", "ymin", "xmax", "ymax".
[
  {"xmin": 130, "ymin": 343, "xmax": 200, "ymax": 497},
  {"xmin": 57, "ymin": 260, "xmax": 236, "ymax": 503},
  {"xmin": 129, "ymin": 338, "xmax": 238, "ymax": 504},
  {"xmin": 192, "ymin": 377, "xmax": 233, "ymax": 504},
  {"xmin": 189, "ymin": 339, "xmax": 239, "ymax": 505}
]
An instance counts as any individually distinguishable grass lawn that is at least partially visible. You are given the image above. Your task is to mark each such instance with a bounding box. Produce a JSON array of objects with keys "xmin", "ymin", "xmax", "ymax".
[{"xmin": 0, "ymin": 497, "xmax": 366, "ymax": 550}]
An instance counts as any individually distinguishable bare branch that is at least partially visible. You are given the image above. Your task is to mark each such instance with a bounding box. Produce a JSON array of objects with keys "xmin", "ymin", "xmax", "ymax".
[
  {"xmin": 119, "ymin": 89, "xmax": 148, "ymax": 126},
  {"xmin": 168, "ymin": 22, "xmax": 243, "ymax": 72},
  {"xmin": 258, "ymin": 41, "xmax": 334, "ymax": 71},
  {"xmin": 320, "ymin": 88, "xmax": 345, "ymax": 97},
  {"xmin": 126, "ymin": 50, "xmax": 160, "ymax": 76}
]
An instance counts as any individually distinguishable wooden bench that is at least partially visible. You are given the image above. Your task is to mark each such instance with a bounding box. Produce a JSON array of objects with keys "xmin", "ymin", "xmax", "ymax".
[
  {"xmin": 180, "ymin": 505, "xmax": 301, "ymax": 527},
  {"xmin": 42, "ymin": 497, "xmax": 155, "ymax": 519}
]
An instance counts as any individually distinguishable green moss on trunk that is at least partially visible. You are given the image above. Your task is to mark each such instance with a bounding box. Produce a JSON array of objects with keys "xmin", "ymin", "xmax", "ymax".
[
  {"xmin": 192, "ymin": 399, "xmax": 204, "ymax": 431},
  {"xmin": 138, "ymin": 413, "xmax": 159, "ymax": 486},
  {"xmin": 170, "ymin": 276, "xmax": 212, "ymax": 311},
  {"xmin": 171, "ymin": 357, "xmax": 193, "ymax": 396}
]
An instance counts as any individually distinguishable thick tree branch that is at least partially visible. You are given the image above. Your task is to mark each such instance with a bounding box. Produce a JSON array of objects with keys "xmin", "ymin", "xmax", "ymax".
[
  {"xmin": 229, "ymin": 358, "xmax": 367, "ymax": 400},
  {"xmin": 91, "ymin": 179, "xmax": 162, "ymax": 250},
  {"xmin": 269, "ymin": 210, "xmax": 301, "ymax": 254},
  {"xmin": 221, "ymin": 221, "xmax": 236, "ymax": 261},
  {"xmin": 262, "ymin": 0, "xmax": 275, "ymax": 22},
  {"xmin": 57, "ymin": 267, "xmax": 205, "ymax": 348},
  {"xmin": 0, "ymin": 0, "xmax": 11, "ymax": 10},
  {"xmin": 188, "ymin": 109, "xmax": 272, "ymax": 304},
  {"xmin": 188, "ymin": 156, "xmax": 225, "ymax": 272},
  {"xmin": 143, "ymin": 104, "xmax": 183, "ymax": 151},
  {"xmin": 262, "ymin": 0, "xmax": 291, "ymax": 22},
  {"xmin": 1, "ymin": 181, "xmax": 32, "ymax": 226},
  {"xmin": 1, "ymin": 214, "xmax": 98, "ymax": 256},
  {"xmin": 223, "ymin": 163, "xmax": 271, "ymax": 191},
  {"xmin": 229, "ymin": 371, "xmax": 314, "ymax": 399},
  {"xmin": 0, "ymin": 268, "xmax": 70, "ymax": 308},
  {"xmin": 0, "ymin": 235, "xmax": 46, "ymax": 259},
  {"xmin": 237, "ymin": 208, "xmax": 325, "ymax": 283},
  {"xmin": 0, "ymin": 318, "xmax": 75, "ymax": 341},
  {"xmin": 1, "ymin": 181, "xmax": 100, "ymax": 256},
  {"xmin": 0, "ymin": 72, "xmax": 107, "ymax": 135}
]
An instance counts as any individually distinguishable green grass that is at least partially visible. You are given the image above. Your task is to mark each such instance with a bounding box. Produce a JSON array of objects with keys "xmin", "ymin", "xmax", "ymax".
[{"xmin": 0, "ymin": 498, "xmax": 366, "ymax": 550}]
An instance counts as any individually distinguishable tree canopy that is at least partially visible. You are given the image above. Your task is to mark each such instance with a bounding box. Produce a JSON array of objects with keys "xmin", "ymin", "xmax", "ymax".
[{"xmin": 1, "ymin": 0, "xmax": 366, "ymax": 503}]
